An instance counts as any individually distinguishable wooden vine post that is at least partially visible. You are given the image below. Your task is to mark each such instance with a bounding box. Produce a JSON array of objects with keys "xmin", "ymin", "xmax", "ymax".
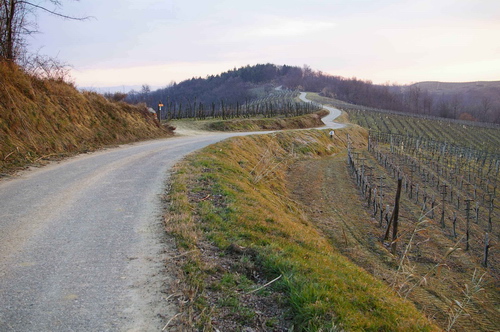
[
  {"xmin": 465, "ymin": 199, "xmax": 473, "ymax": 251},
  {"xmin": 452, "ymin": 212, "xmax": 457, "ymax": 238},
  {"xmin": 440, "ymin": 185, "xmax": 447, "ymax": 228},
  {"xmin": 488, "ymin": 195, "xmax": 494, "ymax": 232},
  {"xmin": 383, "ymin": 178, "xmax": 403, "ymax": 255},
  {"xmin": 483, "ymin": 232, "xmax": 490, "ymax": 267}
]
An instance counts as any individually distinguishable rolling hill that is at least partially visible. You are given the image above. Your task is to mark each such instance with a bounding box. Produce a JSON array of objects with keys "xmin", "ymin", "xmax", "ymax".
[{"xmin": 128, "ymin": 63, "xmax": 500, "ymax": 125}]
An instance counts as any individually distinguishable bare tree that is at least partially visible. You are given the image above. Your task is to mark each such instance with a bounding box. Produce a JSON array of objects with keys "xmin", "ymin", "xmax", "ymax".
[
  {"xmin": 141, "ymin": 84, "xmax": 151, "ymax": 103},
  {"xmin": 0, "ymin": 0, "xmax": 27, "ymax": 60},
  {"xmin": 450, "ymin": 94, "xmax": 462, "ymax": 119},
  {"xmin": 0, "ymin": 0, "xmax": 89, "ymax": 62},
  {"xmin": 479, "ymin": 97, "xmax": 492, "ymax": 121}
]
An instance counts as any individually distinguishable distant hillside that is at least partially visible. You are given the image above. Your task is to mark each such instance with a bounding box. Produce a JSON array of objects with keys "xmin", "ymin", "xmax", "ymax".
[
  {"xmin": 413, "ymin": 81, "xmax": 500, "ymax": 120},
  {"xmin": 126, "ymin": 63, "xmax": 301, "ymax": 107},
  {"xmin": 414, "ymin": 80, "xmax": 500, "ymax": 94},
  {"xmin": 0, "ymin": 63, "xmax": 172, "ymax": 173},
  {"xmin": 127, "ymin": 63, "xmax": 500, "ymax": 125}
]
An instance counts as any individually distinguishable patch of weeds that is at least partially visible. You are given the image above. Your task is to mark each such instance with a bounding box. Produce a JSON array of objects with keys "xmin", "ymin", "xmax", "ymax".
[
  {"xmin": 198, "ymin": 172, "xmax": 217, "ymax": 181},
  {"xmin": 218, "ymin": 294, "xmax": 239, "ymax": 308},
  {"xmin": 265, "ymin": 317, "xmax": 280, "ymax": 328},
  {"xmin": 192, "ymin": 159, "xmax": 216, "ymax": 169},
  {"xmin": 271, "ymin": 229, "xmax": 290, "ymax": 239},
  {"xmin": 236, "ymin": 306, "xmax": 256, "ymax": 324},
  {"xmin": 253, "ymin": 224, "xmax": 269, "ymax": 233},
  {"xmin": 218, "ymin": 273, "xmax": 254, "ymax": 292}
]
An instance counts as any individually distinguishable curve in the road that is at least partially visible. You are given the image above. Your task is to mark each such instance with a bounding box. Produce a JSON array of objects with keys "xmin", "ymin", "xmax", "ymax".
[
  {"xmin": 0, "ymin": 92, "xmax": 343, "ymax": 331},
  {"xmin": 298, "ymin": 91, "xmax": 345, "ymax": 130}
]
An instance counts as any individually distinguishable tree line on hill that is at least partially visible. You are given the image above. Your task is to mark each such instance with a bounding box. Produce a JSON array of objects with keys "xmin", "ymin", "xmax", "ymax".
[
  {"xmin": 124, "ymin": 64, "xmax": 301, "ymax": 108},
  {"xmin": 120, "ymin": 63, "xmax": 500, "ymax": 124}
]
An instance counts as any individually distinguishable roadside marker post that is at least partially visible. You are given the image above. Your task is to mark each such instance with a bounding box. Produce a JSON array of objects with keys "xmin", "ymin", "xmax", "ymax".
[{"xmin": 157, "ymin": 101, "xmax": 164, "ymax": 122}]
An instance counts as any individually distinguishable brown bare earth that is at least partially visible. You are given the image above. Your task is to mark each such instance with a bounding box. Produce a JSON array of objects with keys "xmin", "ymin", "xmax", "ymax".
[{"xmin": 287, "ymin": 153, "xmax": 500, "ymax": 332}]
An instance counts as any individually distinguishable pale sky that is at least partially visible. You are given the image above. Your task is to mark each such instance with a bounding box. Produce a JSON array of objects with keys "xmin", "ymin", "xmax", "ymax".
[{"xmin": 29, "ymin": 0, "xmax": 500, "ymax": 89}]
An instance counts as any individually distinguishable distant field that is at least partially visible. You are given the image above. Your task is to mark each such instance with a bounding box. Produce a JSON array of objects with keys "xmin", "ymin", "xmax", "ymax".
[{"xmin": 305, "ymin": 92, "xmax": 500, "ymax": 153}]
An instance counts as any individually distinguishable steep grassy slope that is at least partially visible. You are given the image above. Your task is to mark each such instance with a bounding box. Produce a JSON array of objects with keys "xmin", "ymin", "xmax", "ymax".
[
  {"xmin": 165, "ymin": 127, "xmax": 439, "ymax": 331},
  {"xmin": 0, "ymin": 63, "xmax": 171, "ymax": 173}
]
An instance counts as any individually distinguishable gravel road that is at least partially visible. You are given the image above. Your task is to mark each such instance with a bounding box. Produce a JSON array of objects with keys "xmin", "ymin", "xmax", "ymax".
[
  {"xmin": 0, "ymin": 134, "xmax": 241, "ymax": 331},
  {"xmin": 298, "ymin": 92, "xmax": 344, "ymax": 130},
  {"xmin": 0, "ymin": 97, "xmax": 342, "ymax": 331}
]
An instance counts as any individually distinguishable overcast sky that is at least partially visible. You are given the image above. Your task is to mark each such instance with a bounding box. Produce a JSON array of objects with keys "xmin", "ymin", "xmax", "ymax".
[{"xmin": 29, "ymin": 0, "xmax": 500, "ymax": 89}]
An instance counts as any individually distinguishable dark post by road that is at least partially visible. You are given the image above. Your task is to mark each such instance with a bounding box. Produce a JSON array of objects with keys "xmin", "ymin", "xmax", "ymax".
[{"xmin": 157, "ymin": 101, "xmax": 164, "ymax": 122}]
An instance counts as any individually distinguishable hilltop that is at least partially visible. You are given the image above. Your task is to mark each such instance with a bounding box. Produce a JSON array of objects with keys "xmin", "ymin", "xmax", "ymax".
[
  {"xmin": 128, "ymin": 63, "xmax": 500, "ymax": 125},
  {"xmin": 0, "ymin": 63, "xmax": 172, "ymax": 173}
]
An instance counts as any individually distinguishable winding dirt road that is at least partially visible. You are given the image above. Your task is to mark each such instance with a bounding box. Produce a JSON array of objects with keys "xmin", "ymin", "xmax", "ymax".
[
  {"xmin": 0, "ymin": 94, "xmax": 342, "ymax": 331},
  {"xmin": 299, "ymin": 92, "xmax": 343, "ymax": 129}
]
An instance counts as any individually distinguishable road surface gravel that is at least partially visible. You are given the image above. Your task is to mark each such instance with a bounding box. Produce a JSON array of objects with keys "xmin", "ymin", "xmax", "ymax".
[
  {"xmin": 0, "ymin": 134, "xmax": 241, "ymax": 331},
  {"xmin": 0, "ymin": 95, "xmax": 342, "ymax": 331}
]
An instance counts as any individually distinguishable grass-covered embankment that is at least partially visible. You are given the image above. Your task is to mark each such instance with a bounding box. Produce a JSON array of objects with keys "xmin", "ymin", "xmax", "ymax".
[
  {"xmin": 165, "ymin": 126, "xmax": 439, "ymax": 331},
  {"xmin": 208, "ymin": 110, "xmax": 329, "ymax": 131},
  {"xmin": 0, "ymin": 63, "xmax": 172, "ymax": 173},
  {"xmin": 170, "ymin": 110, "xmax": 329, "ymax": 134}
]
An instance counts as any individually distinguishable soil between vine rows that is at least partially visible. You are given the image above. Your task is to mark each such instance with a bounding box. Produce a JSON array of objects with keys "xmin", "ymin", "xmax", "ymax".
[{"xmin": 287, "ymin": 153, "xmax": 500, "ymax": 331}]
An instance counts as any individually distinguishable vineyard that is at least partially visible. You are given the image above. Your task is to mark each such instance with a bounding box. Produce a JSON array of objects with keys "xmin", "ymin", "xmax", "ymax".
[
  {"xmin": 342, "ymin": 107, "xmax": 500, "ymax": 330},
  {"xmin": 158, "ymin": 89, "xmax": 321, "ymax": 120},
  {"xmin": 347, "ymin": 108, "xmax": 500, "ymax": 152}
]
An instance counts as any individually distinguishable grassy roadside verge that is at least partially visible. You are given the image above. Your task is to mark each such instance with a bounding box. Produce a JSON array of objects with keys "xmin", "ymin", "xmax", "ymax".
[
  {"xmin": 170, "ymin": 110, "xmax": 328, "ymax": 133},
  {"xmin": 164, "ymin": 126, "xmax": 439, "ymax": 331},
  {"xmin": 208, "ymin": 110, "xmax": 329, "ymax": 131}
]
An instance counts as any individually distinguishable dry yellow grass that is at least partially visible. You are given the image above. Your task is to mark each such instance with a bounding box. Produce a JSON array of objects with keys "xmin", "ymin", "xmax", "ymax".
[{"xmin": 0, "ymin": 63, "xmax": 171, "ymax": 172}]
